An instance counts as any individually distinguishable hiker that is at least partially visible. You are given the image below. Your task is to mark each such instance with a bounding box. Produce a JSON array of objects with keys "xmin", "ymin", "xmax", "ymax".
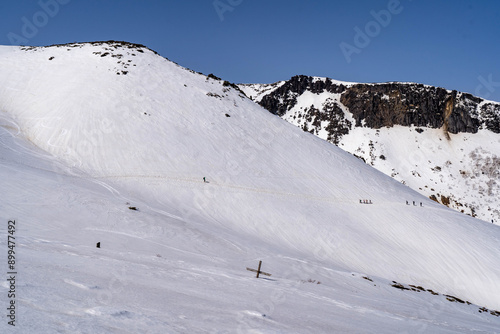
[
  {"xmin": 203, "ymin": 177, "xmax": 206, "ymax": 183},
  {"xmin": 406, "ymin": 200, "xmax": 409, "ymax": 205}
]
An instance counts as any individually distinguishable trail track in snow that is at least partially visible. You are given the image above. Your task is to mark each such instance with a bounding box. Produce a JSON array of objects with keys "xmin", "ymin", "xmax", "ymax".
[{"xmin": 96, "ymin": 173, "xmax": 385, "ymax": 205}]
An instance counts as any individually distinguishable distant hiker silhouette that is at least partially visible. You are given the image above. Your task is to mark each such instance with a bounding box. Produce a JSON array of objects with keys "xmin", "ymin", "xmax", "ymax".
[{"xmin": 203, "ymin": 177, "xmax": 207, "ymax": 183}]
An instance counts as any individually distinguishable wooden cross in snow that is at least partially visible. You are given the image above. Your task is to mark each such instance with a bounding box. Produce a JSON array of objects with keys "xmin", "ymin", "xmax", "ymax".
[{"xmin": 246, "ymin": 260, "xmax": 271, "ymax": 278}]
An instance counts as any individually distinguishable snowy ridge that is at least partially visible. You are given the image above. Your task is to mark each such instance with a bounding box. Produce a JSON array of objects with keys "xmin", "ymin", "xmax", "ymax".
[
  {"xmin": 1, "ymin": 42, "xmax": 500, "ymax": 332},
  {"xmin": 240, "ymin": 77, "xmax": 441, "ymax": 103}
]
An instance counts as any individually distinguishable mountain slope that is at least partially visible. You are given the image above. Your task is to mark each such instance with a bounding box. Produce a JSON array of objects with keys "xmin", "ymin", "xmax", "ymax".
[
  {"xmin": 1, "ymin": 42, "xmax": 500, "ymax": 332},
  {"xmin": 240, "ymin": 75, "xmax": 500, "ymax": 223}
]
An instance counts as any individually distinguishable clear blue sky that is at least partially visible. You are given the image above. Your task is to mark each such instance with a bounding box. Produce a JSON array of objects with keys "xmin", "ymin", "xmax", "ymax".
[{"xmin": 1, "ymin": 0, "xmax": 500, "ymax": 101}]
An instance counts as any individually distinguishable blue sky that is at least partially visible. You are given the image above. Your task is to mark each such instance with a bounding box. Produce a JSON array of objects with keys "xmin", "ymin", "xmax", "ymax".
[{"xmin": 1, "ymin": 0, "xmax": 500, "ymax": 101}]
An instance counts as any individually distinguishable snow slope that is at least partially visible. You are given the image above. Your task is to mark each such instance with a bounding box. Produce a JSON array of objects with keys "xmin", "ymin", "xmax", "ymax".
[
  {"xmin": 1, "ymin": 42, "xmax": 500, "ymax": 333},
  {"xmin": 241, "ymin": 78, "xmax": 500, "ymax": 224}
]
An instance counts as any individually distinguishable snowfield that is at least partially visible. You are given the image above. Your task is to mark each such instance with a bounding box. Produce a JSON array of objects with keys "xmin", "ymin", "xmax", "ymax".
[{"xmin": 1, "ymin": 42, "xmax": 500, "ymax": 333}]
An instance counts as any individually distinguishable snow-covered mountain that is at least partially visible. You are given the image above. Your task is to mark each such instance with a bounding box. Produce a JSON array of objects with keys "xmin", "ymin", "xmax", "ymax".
[
  {"xmin": 240, "ymin": 75, "xmax": 500, "ymax": 224},
  {"xmin": 1, "ymin": 41, "xmax": 500, "ymax": 333}
]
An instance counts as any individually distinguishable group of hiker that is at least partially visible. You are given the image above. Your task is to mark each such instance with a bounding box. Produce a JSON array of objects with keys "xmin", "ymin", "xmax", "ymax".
[{"xmin": 358, "ymin": 199, "xmax": 425, "ymax": 207}]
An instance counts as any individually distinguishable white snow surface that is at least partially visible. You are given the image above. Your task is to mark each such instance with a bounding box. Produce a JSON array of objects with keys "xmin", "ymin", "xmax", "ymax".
[
  {"xmin": 242, "ymin": 79, "xmax": 500, "ymax": 224},
  {"xmin": 1, "ymin": 42, "xmax": 500, "ymax": 333}
]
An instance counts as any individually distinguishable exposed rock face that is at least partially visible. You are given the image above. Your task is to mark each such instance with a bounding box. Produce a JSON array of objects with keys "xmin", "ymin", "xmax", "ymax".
[
  {"xmin": 480, "ymin": 103, "xmax": 500, "ymax": 133},
  {"xmin": 248, "ymin": 75, "xmax": 500, "ymax": 138},
  {"xmin": 340, "ymin": 84, "xmax": 484, "ymax": 134},
  {"xmin": 259, "ymin": 75, "xmax": 346, "ymax": 117},
  {"xmin": 340, "ymin": 83, "xmax": 448, "ymax": 130}
]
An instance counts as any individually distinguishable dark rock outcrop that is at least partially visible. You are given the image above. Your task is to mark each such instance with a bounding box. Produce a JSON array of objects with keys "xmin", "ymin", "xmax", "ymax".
[
  {"xmin": 480, "ymin": 103, "xmax": 500, "ymax": 133},
  {"xmin": 340, "ymin": 83, "xmax": 450, "ymax": 130},
  {"xmin": 259, "ymin": 75, "xmax": 346, "ymax": 116},
  {"xmin": 254, "ymin": 76, "xmax": 500, "ymax": 137}
]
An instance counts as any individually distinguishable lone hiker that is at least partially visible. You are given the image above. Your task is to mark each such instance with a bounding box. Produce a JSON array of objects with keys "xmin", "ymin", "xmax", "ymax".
[{"xmin": 203, "ymin": 177, "xmax": 206, "ymax": 183}]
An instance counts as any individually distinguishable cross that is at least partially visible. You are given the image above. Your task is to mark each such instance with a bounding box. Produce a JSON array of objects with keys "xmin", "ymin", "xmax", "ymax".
[{"xmin": 246, "ymin": 260, "xmax": 271, "ymax": 278}]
